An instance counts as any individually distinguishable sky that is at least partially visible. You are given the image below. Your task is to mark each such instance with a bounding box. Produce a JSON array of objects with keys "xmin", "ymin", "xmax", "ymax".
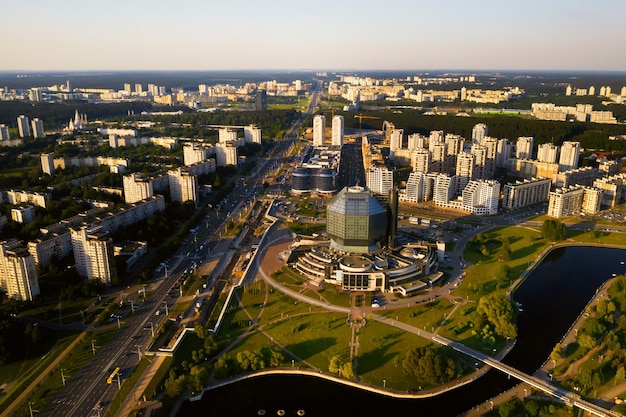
[{"xmin": 2, "ymin": 0, "xmax": 626, "ymax": 72}]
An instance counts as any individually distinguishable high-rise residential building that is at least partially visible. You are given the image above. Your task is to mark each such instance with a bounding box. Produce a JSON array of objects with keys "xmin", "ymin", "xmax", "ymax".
[
  {"xmin": 444, "ymin": 134, "xmax": 464, "ymax": 156},
  {"xmin": 71, "ymin": 225, "xmax": 116, "ymax": 286},
  {"xmin": 255, "ymin": 90, "xmax": 267, "ymax": 111},
  {"xmin": 411, "ymin": 149, "xmax": 430, "ymax": 173},
  {"xmin": 582, "ymin": 187, "xmax": 603, "ymax": 214},
  {"xmin": 404, "ymin": 171, "xmax": 429, "ymax": 202},
  {"xmin": 388, "ymin": 129, "xmax": 403, "ymax": 151},
  {"xmin": 461, "ymin": 180, "xmax": 500, "ymax": 215},
  {"xmin": 502, "ymin": 177, "xmax": 552, "ymax": 210},
  {"xmin": 433, "ymin": 174, "xmax": 456, "ymax": 205},
  {"xmin": 215, "ymin": 142, "xmax": 238, "ymax": 167},
  {"xmin": 429, "ymin": 130, "xmax": 444, "ymax": 144},
  {"xmin": 218, "ymin": 127, "xmax": 238, "ymax": 143},
  {"xmin": 123, "ymin": 83, "xmax": 132, "ymax": 94},
  {"xmin": 135, "ymin": 83, "xmax": 143, "ymax": 94},
  {"xmin": 407, "ymin": 133, "xmax": 427, "ymax": 150},
  {"xmin": 313, "ymin": 114, "xmax": 326, "ymax": 147},
  {"xmin": 537, "ymin": 143, "xmax": 559, "ymax": 163},
  {"xmin": 515, "ymin": 137, "xmax": 534, "ymax": 159},
  {"xmin": 366, "ymin": 166, "xmax": 393, "ymax": 196},
  {"xmin": 472, "ymin": 123, "xmax": 488, "ymax": 144},
  {"xmin": 17, "ymin": 115, "xmax": 31, "ymax": 138},
  {"xmin": 31, "ymin": 118, "xmax": 45, "ymax": 139},
  {"xmin": 481, "ymin": 137, "xmax": 498, "ymax": 178},
  {"xmin": 183, "ymin": 143, "xmax": 211, "ymax": 166},
  {"xmin": 593, "ymin": 173, "xmax": 626, "ymax": 208},
  {"xmin": 123, "ymin": 173, "xmax": 154, "ymax": 204},
  {"xmin": 168, "ymin": 167, "xmax": 199, "ymax": 204},
  {"xmin": 0, "ymin": 124, "xmax": 10, "ymax": 140},
  {"xmin": 558, "ymin": 141, "xmax": 580, "ymax": 172},
  {"xmin": 0, "ymin": 239, "xmax": 40, "ymax": 301},
  {"xmin": 29, "ymin": 88, "xmax": 42, "ymax": 102},
  {"xmin": 244, "ymin": 125, "xmax": 262, "ymax": 144},
  {"xmin": 429, "ymin": 143, "xmax": 447, "ymax": 174},
  {"xmin": 471, "ymin": 144, "xmax": 488, "ymax": 180},
  {"xmin": 331, "ymin": 115, "xmax": 344, "ymax": 147},
  {"xmin": 41, "ymin": 153, "xmax": 55, "ymax": 175},
  {"xmin": 548, "ymin": 186, "xmax": 585, "ymax": 218},
  {"xmin": 496, "ymin": 138, "xmax": 513, "ymax": 168},
  {"xmin": 455, "ymin": 152, "xmax": 474, "ymax": 193}
]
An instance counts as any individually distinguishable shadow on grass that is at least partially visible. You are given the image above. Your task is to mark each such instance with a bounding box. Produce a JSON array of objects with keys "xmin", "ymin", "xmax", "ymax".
[
  {"xmin": 357, "ymin": 333, "xmax": 404, "ymax": 374},
  {"xmin": 285, "ymin": 337, "xmax": 337, "ymax": 361}
]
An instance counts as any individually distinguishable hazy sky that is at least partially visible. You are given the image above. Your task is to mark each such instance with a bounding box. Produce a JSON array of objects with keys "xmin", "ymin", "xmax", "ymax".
[{"xmin": 2, "ymin": 0, "xmax": 625, "ymax": 72}]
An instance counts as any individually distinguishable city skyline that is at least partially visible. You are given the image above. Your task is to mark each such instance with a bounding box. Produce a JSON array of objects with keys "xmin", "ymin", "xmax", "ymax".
[{"xmin": 2, "ymin": 0, "xmax": 625, "ymax": 72}]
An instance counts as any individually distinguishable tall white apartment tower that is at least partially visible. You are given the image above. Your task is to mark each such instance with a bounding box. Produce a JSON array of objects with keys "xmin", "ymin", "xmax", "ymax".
[
  {"xmin": 123, "ymin": 173, "xmax": 154, "ymax": 204},
  {"xmin": 537, "ymin": 143, "xmax": 559, "ymax": 164},
  {"xmin": 331, "ymin": 115, "xmax": 344, "ymax": 147},
  {"xmin": 496, "ymin": 138, "xmax": 513, "ymax": 168},
  {"xmin": 168, "ymin": 168, "xmax": 199, "ymax": 204},
  {"xmin": 0, "ymin": 239, "xmax": 40, "ymax": 301},
  {"xmin": 313, "ymin": 114, "xmax": 326, "ymax": 147},
  {"xmin": 515, "ymin": 137, "xmax": 534, "ymax": 159},
  {"xmin": 389, "ymin": 128, "xmax": 404, "ymax": 153},
  {"xmin": 41, "ymin": 153, "xmax": 55, "ymax": 175},
  {"xmin": 411, "ymin": 149, "xmax": 430, "ymax": 173},
  {"xmin": 71, "ymin": 226, "xmax": 116, "ymax": 286},
  {"xmin": 407, "ymin": 133, "xmax": 427, "ymax": 150},
  {"xmin": 558, "ymin": 141, "xmax": 581, "ymax": 172},
  {"xmin": 472, "ymin": 123, "xmax": 488, "ymax": 144},
  {"xmin": 31, "ymin": 118, "xmax": 45, "ymax": 139},
  {"xmin": 366, "ymin": 167, "xmax": 394, "ymax": 196},
  {"xmin": 244, "ymin": 125, "xmax": 262, "ymax": 144},
  {"xmin": 455, "ymin": 152, "xmax": 475, "ymax": 193},
  {"xmin": 17, "ymin": 115, "xmax": 31, "ymax": 138}
]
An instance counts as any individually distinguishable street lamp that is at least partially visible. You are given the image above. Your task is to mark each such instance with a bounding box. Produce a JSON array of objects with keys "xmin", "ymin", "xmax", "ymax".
[
  {"xmin": 91, "ymin": 339, "xmax": 97, "ymax": 356},
  {"xmin": 136, "ymin": 345, "xmax": 143, "ymax": 361},
  {"xmin": 291, "ymin": 359, "xmax": 294, "ymax": 368},
  {"xmin": 383, "ymin": 379, "xmax": 386, "ymax": 388},
  {"xmin": 162, "ymin": 301, "xmax": 169, "ymax": 316},
  {"xmin": 524, "ymin": 388, "xmax": 528, "ymax": 398},
  {"xmin": 489, "ymin": 400, "xmax": 493, "ymax": 410},
  {"xmin": 61, "ymin": 368, "xmax": 67, "ymax": 386},
  {"xmin": 146, "ymin": 322, "xmax": 154, "ymax": 337}
]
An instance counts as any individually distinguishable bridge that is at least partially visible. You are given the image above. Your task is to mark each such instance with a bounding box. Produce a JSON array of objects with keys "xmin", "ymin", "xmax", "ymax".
[{"xmin": 433, "ymin": 335, "xmax": 622, "ymax": 417}]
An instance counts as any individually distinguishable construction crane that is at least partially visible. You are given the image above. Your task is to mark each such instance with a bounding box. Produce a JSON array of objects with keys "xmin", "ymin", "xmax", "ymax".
[{"xmin": 354, "ymin": 113, "xmax": 380, "ymax": 133}]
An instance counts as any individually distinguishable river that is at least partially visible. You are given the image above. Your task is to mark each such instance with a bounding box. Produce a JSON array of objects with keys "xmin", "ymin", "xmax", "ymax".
[{"xmin": 177, "ymin": 245, "xmax": 626, "ymax": 417}]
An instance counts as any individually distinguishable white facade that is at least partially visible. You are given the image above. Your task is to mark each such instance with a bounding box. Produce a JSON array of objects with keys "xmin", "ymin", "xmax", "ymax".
[
  {"xmin": 0, "ymin": 239, "xmax": 40, "ymax": 301},
  {"xmin": 496, "ymin": 138, "xmax": 513, "ymax": 168},
  {"xmin": 472, "ymin": 123, "xmax": 488, "ymax": 144},
  {"xmin": 515, "ymin": 137, "xmax": 534, "ymax": 159},
  {"xmin": 218, "ymin": 127, "xmax": 238, "ymax": 143},
  {"xmin": 461, "ymin": 180, "xmax": 500, "ymax": 215},
  {"xmin": 31, "ymin": 118, "xmax": 45, "ymax": 139},
  {"xmin": 407, "ymin": 133, "xmax": 427, "ymax": 150},
  {"xmin": 168, "ymin": 168, "xmax": 199, "ymax": 204},
  {"xmin": 123, "ymin": 173, "xmax": 154, "ymax": 204},
  {"xmin": 366, "ymin": 167, "xmax": 393, "ymax": 195},
  {"xmin": 433, "ymin": 174, "xmax": 456, "ymax": 204},
  {"xmin": 313, "ymin": 114, "xmax": 326, "ymax": 147},
  {"xmin": 455, "ymin": 152, "xmax": 474, "ymax": 193},
  {"xmin": 558, "ymin": 141, "xmax": 580, "ymax": 172},
  {"xmin": 215, "ymin": 142, "xmax": 238, "ymax": 166},
  {"xmin": 411, "ymin": 149, "xmax": 430, "ymax": 173},
  {"xmin": 244, "ymin": 125, "xmax": 262, "ymax": 144},
  {"xmin": 71, "ymin": 226, "xmax": 116, "ymax": 286},
  {"xmin": 41, "ymin": 153, "xmax": 55, "ymax": 175},
  {"xmin": 502, "ymin": 177, "xmax": 552, "ymax": 210},
  {"xmin": 548, "ymin": 186, "xmax": 585, "ymax": 218},
  {"xmin": 331, "ymin": 115, "xmax": 344, "ymax": 147},
  {"xmin": 17, "ymin": 115, "xmax": 31, "ymax": 138},
  {"xmin": 537, "ymin": 143, "xmax": 559, "ymax": 163}
]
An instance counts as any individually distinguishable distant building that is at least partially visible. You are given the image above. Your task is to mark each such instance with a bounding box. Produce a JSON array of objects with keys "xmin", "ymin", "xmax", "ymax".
[
  {"xmin": 558, "ymin": 141, "xmax": 580, "ymax": 172},
  {"xmin": 537, "ymin": 143, "xmax": 559, "ymax": 164},
  {"xmin": 123, "ymin": 173, "xmax": 154, "ymax": 204},
  {"xmin": 31, "ymin": 118, "xmax": 45, "ymax": 139},
  {"xmin": 313, "ymin": 114, "xmax": 326, "ymax": 147},
  {"xmin": 255, "ymin": 90, "xmax": 267, "ymax": 111},
  {"xmin": 0, "ymin": 124, "xmax": 9, "ymax": 140},
  {"xmin": 17, "ymin": 115, "xmax": 31, "ymax": 138},
  {"xmin": 331, "ymin": 115, "xmax": 344, "ymax": 147},
  {"xmin": 11, "ymin": 205, "xmax": 36, "ymax": 223},
  {"xmin": 41, "ymin": 153, "xmax": 55, "ymax": 175},
  {"xmin": 244, "ymin": 125, "xmax": 262, "ymax": 144},
  {"xmin": 168, "ymin": 167, "xmax": 199, "ymax": 204},
  {"xmin": 366, "ymin": 166, "xmax": 393, "ymax": 196},
  {"xmin": 515, "ymin": 137, "xmax": 534, "ymax": 160},
  {"xmin": 472, "ymin": 123, "xmax": 488, "ymax": 144}
]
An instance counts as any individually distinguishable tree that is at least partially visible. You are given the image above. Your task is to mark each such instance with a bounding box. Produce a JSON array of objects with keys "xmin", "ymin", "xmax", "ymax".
[
  {"xmin": 340, "ymin": 362, "xmax": 355, "ymax": 379},
  {"xmin": 499, "ymin": 238, "xmax": 511, "ymax": 262},
  {"xmin": 477, "ymin": 294, "xmax": 518, "ymax": 339},
  {"xmin": 164, "ymin": 370, "xmax": 186, "ymax": 398},
  {"xmin": 578, "ymin": 333, "xmax": 597, "ymax": 350},
  {"xmin": 550, "ymin": 343, "xmax": 564, "ymax": 361},
  {"xmin": 541, "ymin": 219, "xmax": 567, "ymax": 241},
  {"xmin": 329, "ymin": 355, "xmax": 342, "ymax": 374},
  {"xmin": 401, "ymin": 346, "xmax": 456, "ymax": 385}
]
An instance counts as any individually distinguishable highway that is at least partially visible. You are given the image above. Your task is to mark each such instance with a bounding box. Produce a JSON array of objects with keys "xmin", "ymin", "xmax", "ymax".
[{"xmin": 36, "ymin": 81, "xmax": 323, "ymax": 416}]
